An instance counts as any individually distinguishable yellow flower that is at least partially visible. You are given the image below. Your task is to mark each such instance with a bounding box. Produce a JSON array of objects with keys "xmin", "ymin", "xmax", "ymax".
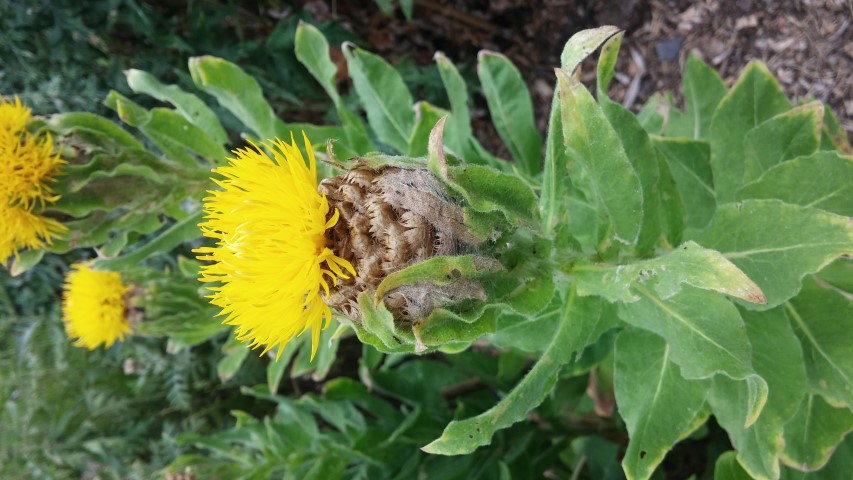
[
  {"xmin": 0, "ymin": 96, "xmax": 66, "ymax": 262},
  {"xmin": 0, "ymin": 96, "xmax": 32, "ymax": 135},
  {"xmin": 0, "ymin": 204, "xmax": 66, "ymax": 260},
  {"xmin": 196, "ymin": 133, "xmax": 355, "ymax": 359},
  {"xmin": 62, "ymin": 263, "xmax": 132, "ymax": 350}
]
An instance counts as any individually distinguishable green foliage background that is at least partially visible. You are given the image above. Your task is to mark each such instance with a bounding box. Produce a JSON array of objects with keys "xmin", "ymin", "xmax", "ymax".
[
  {"xmin": 1, "ymin": 3, "xmax": 851, "ymax": 480},
  {"xmin": 0, "ymin": 0, "xmax": 354, "ymax": 115}
]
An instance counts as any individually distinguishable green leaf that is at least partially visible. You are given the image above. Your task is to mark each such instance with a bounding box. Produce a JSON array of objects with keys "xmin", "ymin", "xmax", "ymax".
[
  {"xmin": 637, "ymin": 93, "xmax": 666, "ymax": 135},
  {"xmin": 600, "ymin": 98, "xmax": 661, "ymax": 253},
  {"xmin": 412, "ymin": 307, "xmax": 499, "ymax": 349},
  {"xmin": 374, "ymin": 255, "xmax": 501, "ymax": 301},
  {"xmin": 786, "ymin": 276, "xmax": 853, "ymax": 408},
  {"xmin": 354, "ymin": 291, "xmax": 412, "ymax": 353},
  {"xmin": 708, "ymin": 306, "xmax": 807, "ymax": 480},
  {"xmin": 447, "ymin": 164, "xmax": 538, "ymax": 221},
  {"xmin": 735, "ymin": 151, "xmax": 853, "ymax": 217},
  {"xmin": 596, "ymin": 32, "xmax": 624, "ymax": 97},
  {"xmin": 427, "ymin": 115, "xmax": 449, "ymax": 179},
  {"xmin": 434, "ymin": 52, "xmax": 472, "ymax": 151},
  {"xmin": 477, "ymin": 51, "xmax": 542, "ymax": 174},
  {"xmin": 562, "ymin": 296, "xmax": 619, "ymax": 359},
  {"xmin": 714, "ymin": 451, "xmax": 755, "ymax": 480},
  {"xmin": 344, "ymin": 43, "xmax": 414, "ymax": 153},
  {"xmin": 567, "ymin": 436, "xmax": 624, "ymax": 480},
  {"xmin": 407, "ymin": 101, "xmax": 448, "ymax": 157},
  {"xmin": 665, "ymin": 54, "xmax": 727, "ymax": 139},
  {"xmin": 434, "ymin": 52, "xmax": 502, "ymax": 170},
  {"xmin": 653, "ymin": 137, "xmax": 716, "ymax": 229},
  {"xmin": 422, "ymin": 285, "xmax": 585, "ymax": 455},
  {"xmin": 294, "ymin": 21, "xmax": 341, "ymax": 108},
  {"xmin": 275, "ymin": 122, "xmax": 346, "ymax": 149},
  {"xmin": 267, "ymin": 343, "xmax": 300, "ymax": 394},
  {"xmin": 688, "ymin": 200, "xmax": 853, "ymax": 309},
  {"xmin": 151, "ymin": 314, "xmax": 225, "ymax": 350},
  {"xmin": 565, "ymin": 187, "xmax": 610, "ymax": 254},
  {"xmin": 560, "ymin": 25, "xmax": 621, "ymax": 74},
  {"xmin": 617, "ymin": 286, "xmax": 767, "ymax": 425},
  {"xmin": 176, "ymin": 256, "xmax": 201, "ymax": 279},
  {"xmin": 372, "ymin": 0, "xmax": 394, "ymax": 15},
  {"xmin": 106, "ymin": 91, "xmax": 228, "ymax": 165},
  {"xmin": 820, "ymin": 103, "xmax": 852, "ymax": 154},
  {"xmin": 217, "ymin": 337, "xmax": 251, "ymax": 382},
  {"xmin": 189, "ymin": 56, "xmax": 277, "ymax": 139},
  {"xmin": 92, "ymin": 209, "xmax": 204, "ymax": 271},
  {"xmin": 489, "ymin": 300, "xmax": 561, "ymax": 354},
  {"xmin": 815, "ymin": 258, "xmax": 853, "ymax": 294},
  {"xmin": 574, "ymin": 241, "xmax": 766, "ymax": 304},
  {"xmin": 710, "ymin": 62, "xmax": 791, "ymax": 201},
  {"xmin": 125, "ymin": 68, "xmax": 229, "ymax": 145},
  {"xmin": 292, "ymin": 24, "xmax": 372, "ymax": 154},
  {"xmin": 48, "ymin": 112, "xmax": 144, "ymax": 150},
  {"xmin": 290, "ymin": 326, "xmax": 340, "ymax": 379},
  {"xmin": 104, "ymin": 90, "xmax": 196, "ymax": 167},
  {"xmin": 337, "ymin": 107, "xmax": 374, "ymax": 155},
  {"xmin": 502, "ymin": 272, "xmax": 557, "ymax": 317},
  {"xmin": 781, "ymin": 393, "xmax": 853, "ymax": 471},
  {"xmin": 558, "ymin": 69, "xmax": 643, "ymax": 245},
  {"xmin": 8, "ymin": 249, "xmax": 45, "ymax": 276},
  {"xmin": 781, "ymin": 436, "xmax": 852, "ymax": 479},
  {"xmin": 743, "ymin": 102, "xmax": 823, "ymax": 183},
  {"xmin": 655, "ymin": 149, "xmax": 687, "ymax": 247},
  {"xmin": 615, "ymin": 328, "xmax": 711, "ymax": 480},
  {"xmin": 540, "ymin": 89, "xmax": 570, "ymax": 236},
  {"xmin": 543, "ymin": 26, "xmax": 622, "ymax": 240},
  {"xmin": 303, "ymin": 456, "xmax": 346, "ymax": 480}
]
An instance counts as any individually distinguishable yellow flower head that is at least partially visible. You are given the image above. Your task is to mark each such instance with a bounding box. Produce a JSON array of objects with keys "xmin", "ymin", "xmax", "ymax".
[
  {"xmin": 62, "ymin": 263, "xmax": 132, "ymax": 350},
  {"xmin": 0, "ymin": 204, "xmax": 66, "ymax": 260},
  {"xmin": 0, "ymin": 96, "xmax": 66, "ymax": 262},
  {"xmin": 0, "ymin": 96, "xmax": 32, "ymax": 135},
  {"xmin": 196, "ymin": 133, "xmax": 355, "ymax": 358}
]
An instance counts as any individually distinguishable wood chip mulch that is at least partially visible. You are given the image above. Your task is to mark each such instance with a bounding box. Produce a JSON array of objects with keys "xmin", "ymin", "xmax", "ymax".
[{"xmin": 308, "ymin": 0, "xmax": 852, "ymax": 148}]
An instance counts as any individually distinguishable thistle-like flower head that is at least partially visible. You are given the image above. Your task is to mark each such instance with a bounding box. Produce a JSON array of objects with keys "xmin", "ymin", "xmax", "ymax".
[
  {"xmin": 0, "ymin": 96, "xmax": 66, "ymax": 262},
  {"xmin": 196, "ymin": 133, "xmax": 355, "ymax": 358},
  {"xmin": 62, "ymin": 263, "xmax": 132, "ymax": 349}
]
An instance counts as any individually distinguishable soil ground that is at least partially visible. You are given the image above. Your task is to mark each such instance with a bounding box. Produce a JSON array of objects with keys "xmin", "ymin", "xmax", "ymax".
[{"xmin": 304, "ymin": 0, "xmax": 852, "ymax": 151}]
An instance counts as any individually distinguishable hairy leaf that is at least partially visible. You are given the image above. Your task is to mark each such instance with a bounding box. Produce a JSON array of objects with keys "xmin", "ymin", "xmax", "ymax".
[
  {"xmin": 344, "ymin": 43, "xmax": 414, "ymax": 153},
  {"xmin": 708, "ymin": 307, "xmax": 807, "ymax": 479},
  {"xmin": 653, "ymin": 137, "xmax": 716, "ymax": 228},
  {"xmin": 743, "ymin": 102, "xmax": 823, "ymax": 183},
  {"xmin": 710, "ymin": 62, "xmax": 791, "ymax": 201},
  {"xmin": 617, "ymin": 286, "xmax": 767, "ymax": 425},
  {"xmin": 294, "ymin": 21, "xmax": 341, "ymax": 108},
  {"xmin": 189, "ymin": 56, "xmax": 278, "ymax": 140},
  {"xmin": 786, "ymin": 276, "xmax": 853, "ymax": 408},
  {"xmin": 781, "ymin": 394, "xmax": 853, "ymax": 471},
  {"xmin": 477, "ymin": 51, "xmax": 541, "ymax": 174},
  {"xmin": 560, "ymin": 25, "xmax": 621, "ymax": 74},
  {"xmin": 715, "ymin": 451, "xmax": 755, "ymax": 480},
  {"xmin": 596, "ymin": 31, "xmax": 624, "ymax": 96},
  {"xmin": 665, "ymin": 54, "xmax": 727, "ymax": 140},
  {"xmin": 558, "ymin": 69, "xmax": 643, "ymax": 245},
  {"xmin": 735, "ymin": 151, "xmax": 853, "ymax": 217},
  {"xmin": 575, "ymin": 241, "xmax": 765, "ymax": 304},
  {"xmin": 688, "ymin": 200, "xmax": 853, "ymax": 309},
  {"xmin": 601, "ymin": 98, "xmax": 661, "ymax": 254},
  {"xmin": 615, "ymin": 329, "xmax": 711, "ymax": 480},
  {"xmin": 422, "ymin": 286, "xmax": 589, "ymax": 454},
  {"xmin": 448, "ymin": 164, "xmax": 538, "ymax": 221},
  {"xmin": 125, "ymin": 68, "xmax": 229, "ymax": 145}
]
